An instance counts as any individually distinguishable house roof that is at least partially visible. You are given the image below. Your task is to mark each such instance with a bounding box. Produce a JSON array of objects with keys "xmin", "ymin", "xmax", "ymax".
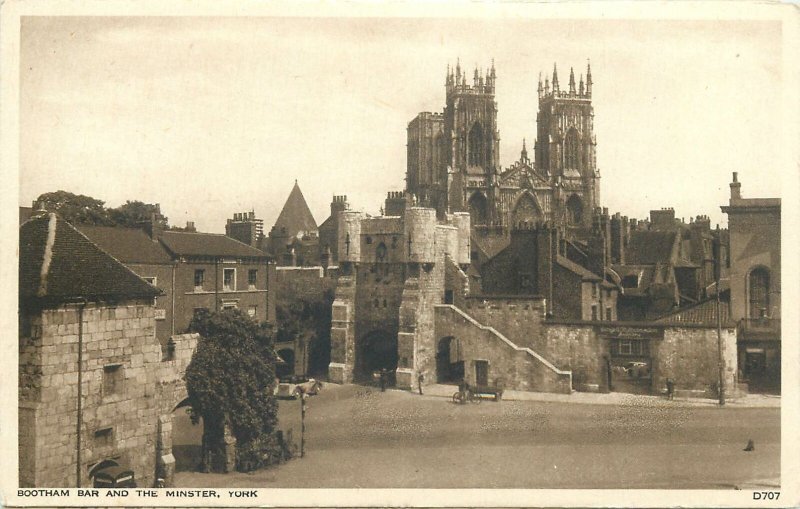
[
  {"xmin": 19, "ymin": 206, "xmax": 33, "ymax": 225},
  {"xmin": 77, "ymin": 225, "xmax": 173, "ymax": 265},
  {"xmin": 271, "ymin": 181, "xmax": 318, "ymax": 239},
  {"xmin": 159, "ymin": 231, "xmax": 268, "ymax": 258},
  {"xmin": 20, "ymin": 213, "xmax": 160, "ymax": 301},
  {"xmin": 625, "ymin": 231, "xmax": 677, "ymax": 265},
  {"xmin": 655, "ymin": 296, "xmax": 732, "ymax": 326},
  {"xmin": 556, "ymin": 255, "xmax": 603, "ymax": 281}
]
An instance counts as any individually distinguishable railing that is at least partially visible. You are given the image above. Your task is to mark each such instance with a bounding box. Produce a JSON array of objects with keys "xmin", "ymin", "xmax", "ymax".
[{"xmin": 737, "ymin": 318, "xmax": 781, "ymax": 341}]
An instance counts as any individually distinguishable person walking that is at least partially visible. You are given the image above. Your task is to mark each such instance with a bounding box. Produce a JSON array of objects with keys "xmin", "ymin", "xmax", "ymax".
[
  {"xmin": 666, "ymin": 378, "xmax": 675, "ymax": 400},
  {"xmin": 417, "ymin": 373, "xmax": 424, "ymax": 395},
  {"xmin": 379, "ymin": 368, "xmax": 387, "ymax": 392}
]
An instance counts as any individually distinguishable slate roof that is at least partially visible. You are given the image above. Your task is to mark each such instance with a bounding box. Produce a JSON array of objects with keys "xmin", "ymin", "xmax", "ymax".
[
  {"xmin": 271, "ymin": 181, "xmax": 318, "ymax": 239},
  {"xmin": 625, "ymin": 231, "xmax": 677, "ymax": 265},
  {"xmin": 655, "ymin": 296, "xmax": 732, "ymax": 326},
  {"xmin": 77, "ymin": 225, "xmax": 173, "ymax": 265},
  {"xmin": 556, "ymin": 255, "xmax": 602, "ymax": 281},
  {"xmin": 159, "ymin": 231, "xmax": 267, "ymax": 258},
  {"xmin": 20, "ymin": 213, "xmax": 160, "ymax": 301},
  {"xmin": 19, "ymin": 206, "xmax": 33, "ymax": 225}
]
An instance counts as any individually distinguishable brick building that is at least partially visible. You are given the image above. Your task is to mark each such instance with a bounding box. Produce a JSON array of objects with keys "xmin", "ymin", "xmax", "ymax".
[
  {"xmin": 78, "ymin": 222, "xmax": 276, "ymax": 346},
  {"xmin": 721, "ymin": 172, "xmax": 781, "ymax": 393},
  {"xmin": 19, "ymin": 213, "xmax": 197, "ymax": 487}
]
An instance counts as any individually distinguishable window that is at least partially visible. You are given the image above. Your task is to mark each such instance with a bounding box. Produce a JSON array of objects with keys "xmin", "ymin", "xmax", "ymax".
[
  {"xmin": 223, "ymin": 268, "xmax": 236, "ymax": 291},
  {"xmin": 366, "ymin": 236, "xmax": 373, "ymax": 245},
  {"xmin": 382, "ymin": 299, "xmax": 387, "ymax": 308},
  {"xmin": 248, "ymin": 305, "xmax": 257, "ymax": 318},
  {"xmin": 374, "ymin": 298, "xmax": 379, "ymax": 308},
  {"xmin": 444, "ymin": 290, "xmax": 454, "ymax": 305},
  {"xmin": 194, "ymin": 269, "xmax": 205, "ymax": 291},
  {"xmin": 94, "ymin": 428, "xmax": 113, "ymax": 447},
  {"xmin": 468, "ymin": 122, "xmax": 484, "ymax": 166},
  {"xmin": 611, "ymin": 339, "xmax": 649, "ymax": 357},
  {"xmin": 591, "ymin": 305, "xmax": 598, "ymax": 321},
  {"xmin": 621, "ymin": 274, "xmax": 639, "ymax": 289},
  {"xmin": 248, "ymin": 269, "xmax": 258, "ymax": 289},
  {"xmin": 565, "ymin": 128, "xmax": 580, "ymax": 169},
  {"xmin": 193, "ymin": 307, "xmax": 207, "ymax": 320},
  {"xmin": 520, "ymin": 273, "xmax": 532, "ymax": 290},
  {"xmin": 376, "ymin": 242, "xmax": 387, "ymax": 261},
  {"xmin": 103, "ymin": 364, "xmax": 123, "ymax": 397},
  {"xmin": 606, "ymin": 307, "xmax": 612, "ymax": 321},
  {"xmin": 221, "ymin": 300, "xmax": 237, "ymax": 310},
  {"xmin": 591, "ymin": 283, "xmax": 598, "ymax": 298},
  {"xmin": 748, "ymin": 268, "xmax": 770, "ymax": 319}
]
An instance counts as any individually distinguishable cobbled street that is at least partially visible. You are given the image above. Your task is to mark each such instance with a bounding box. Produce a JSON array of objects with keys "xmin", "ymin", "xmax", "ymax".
[{"xmin": 175, "ymin": 384, "xmax": 780, "ymax": 489}]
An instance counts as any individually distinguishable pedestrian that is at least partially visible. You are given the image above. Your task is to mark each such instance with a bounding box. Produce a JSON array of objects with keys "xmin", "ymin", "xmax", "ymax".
[
  {"xmin": 418, "ymin": 373, "xmax": 424, "ymax": 395},
  {"xmin": 379, "ymin": 368, "xmax": 387, "ymax": 392},
  {"xmin": 666, "ymin": 378, "xmax": 675, "ymax": 400}
]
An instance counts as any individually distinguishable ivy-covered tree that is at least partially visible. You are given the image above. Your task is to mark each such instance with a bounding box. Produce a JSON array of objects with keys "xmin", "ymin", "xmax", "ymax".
[{"xmin": 185, "ymin": 309, "xmax": 281, "ymax": 472}]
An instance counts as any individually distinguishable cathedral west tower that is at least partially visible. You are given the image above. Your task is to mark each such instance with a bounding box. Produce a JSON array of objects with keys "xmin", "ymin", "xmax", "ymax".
[{"xmin": 534, "ymin": 62, "xmax": 600, "ymax": 234}]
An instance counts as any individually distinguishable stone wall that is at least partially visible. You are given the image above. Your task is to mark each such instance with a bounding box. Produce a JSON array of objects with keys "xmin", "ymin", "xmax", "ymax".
[
  {"xmin": 19, "ymin": 300, "xmax": 161, "ymax": 487},
  {"xmin": 434, "ymin": 304, "xmax": 572, "ymax": 393}
]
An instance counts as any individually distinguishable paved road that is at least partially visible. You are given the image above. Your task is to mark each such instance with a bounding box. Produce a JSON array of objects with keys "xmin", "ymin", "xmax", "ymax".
[{"xmin": 175, "ymin": 384, "xmax": 780, "ymax": 489}]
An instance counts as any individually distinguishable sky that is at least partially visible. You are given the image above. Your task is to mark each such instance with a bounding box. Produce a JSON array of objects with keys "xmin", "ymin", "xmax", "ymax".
[{"xmin": 19, "ymin": 16, "xmax": 784, "ymax": 233}]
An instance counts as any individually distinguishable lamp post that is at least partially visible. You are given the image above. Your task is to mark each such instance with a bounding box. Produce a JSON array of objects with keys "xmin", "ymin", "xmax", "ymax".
[
  {"xmin": 714, "ymin": 227, "xmax": 726, "ymax": 406},
  {"xmin": 300, "ymin": 393, "xmax": 307, "ymax": 458}
]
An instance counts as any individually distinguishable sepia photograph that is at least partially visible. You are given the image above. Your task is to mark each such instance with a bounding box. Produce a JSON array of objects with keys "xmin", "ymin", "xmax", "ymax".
[{"xmin": 3, "ymin": 2, "xmax": 799, "ymax": 507}]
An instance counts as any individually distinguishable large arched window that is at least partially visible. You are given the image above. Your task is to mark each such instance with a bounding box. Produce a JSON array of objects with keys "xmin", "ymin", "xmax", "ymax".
[
  {"xmin": 748, "ymin": 267, "xmax": 770, "ymax": 319},
  {"xmin": 468, "ymin": 122, "xmax": 484, "ymax": 166},
  {"xmin": 468, "ymin": 192, "xmax": 489, "ymax": 225},
  {"xmin": 512, "ymin": 193, "xmax": 541, "ymax": 227},
  {"xmin": 565, "ymin": 128, "xmax": 580, "ymax": 170},
  {"xmin": 566, "ymin": 194, "xmax": 583, "ymax": 226}
]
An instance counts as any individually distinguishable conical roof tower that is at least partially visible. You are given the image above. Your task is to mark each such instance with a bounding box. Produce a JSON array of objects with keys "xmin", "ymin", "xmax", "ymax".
[{"xmin": 272, "ymin": 180, "xmax": 318, "ymax": 239}]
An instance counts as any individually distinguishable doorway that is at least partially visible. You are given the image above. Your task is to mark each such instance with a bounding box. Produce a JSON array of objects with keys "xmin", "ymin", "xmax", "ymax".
[{"xmin": 475, "ymin": 360, "xmax": 489, "ymax": 387}]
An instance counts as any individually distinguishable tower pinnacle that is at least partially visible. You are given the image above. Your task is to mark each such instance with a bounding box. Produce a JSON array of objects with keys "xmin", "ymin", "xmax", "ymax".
[
  {"xmin": 552, "ymin": 63, "xmax": 560, "ymax": 93},
  {"xmin": 569, "ymin": 67, "xmax": 576, "ymax": 94},
  {"xmin": 586, "ymin": 60, "xmax": 593, "ymax": 96}
]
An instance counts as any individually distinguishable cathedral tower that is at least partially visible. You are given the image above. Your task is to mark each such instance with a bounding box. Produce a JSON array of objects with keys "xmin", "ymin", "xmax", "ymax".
[
  {"xmin": 534, "ymin": 62, "xmax": 600, "ymax": 235},
  {"xmin": 443, "ymin": 60, "xmax": 500, "ymax": 223}
]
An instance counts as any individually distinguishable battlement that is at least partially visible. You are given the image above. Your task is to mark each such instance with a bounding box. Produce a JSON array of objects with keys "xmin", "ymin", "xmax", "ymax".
[
  {"xmin": 538, "ymin": 61, "xmax": 593, "ymax": 101},
  {"xmin": 511, "ymin": 220, "xmax": 558, "ymax": 232},
  {"xmin": 445, "ymin": 59, "xmax": 496, "ymax": 96}
]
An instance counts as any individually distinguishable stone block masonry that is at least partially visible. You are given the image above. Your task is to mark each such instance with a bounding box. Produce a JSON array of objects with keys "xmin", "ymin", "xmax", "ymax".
[{"xmin": 19, "ymin": 300, "xmax": 200, "ymax": 488}]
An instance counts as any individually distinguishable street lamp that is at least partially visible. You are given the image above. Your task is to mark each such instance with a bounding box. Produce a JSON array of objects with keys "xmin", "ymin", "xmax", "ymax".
[{"xmin": 714, "ymin": 227, "xmax": 726, "ymax": 406}]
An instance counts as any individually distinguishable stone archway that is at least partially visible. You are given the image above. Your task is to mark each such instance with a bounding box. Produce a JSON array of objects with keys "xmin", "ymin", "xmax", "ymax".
[
  {"xmin": 171, "ymin": 398, "xmax": 203, "ymax": 473},
  {"xmin": 356, "ymin": 329, "xmax": 398, "ymax": 383},
  {"xmin": 276, "ymin": 348, "xmax": 296, "ymax": 379},
  {"xmin": 468, "ymin": 192, "xmax": 489, "ymax": 225},
  {"xmin": 436, "ymin": 336, "xmax": 464, "ymax": 383}
]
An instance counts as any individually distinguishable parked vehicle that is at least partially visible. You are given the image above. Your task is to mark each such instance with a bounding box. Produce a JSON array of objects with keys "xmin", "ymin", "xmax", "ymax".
[
  {"xmin": 624, "ymin": 361, "xmax": 650, "ymax": 379},
  {"xmin": 273, "ymin": 378, "xmax": 323, "ymax": 399}
]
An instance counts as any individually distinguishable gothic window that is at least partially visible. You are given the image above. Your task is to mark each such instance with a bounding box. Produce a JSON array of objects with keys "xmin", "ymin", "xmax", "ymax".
[
  {"xmin": 566, "ymin": 194, "xmax": 583, "ymax": 226},
  {"xmin": 468, "ymin": 122, "xmax": 484, "ymax": 166},
  {"xmin": 468, "ymin": 192, "xmax": 489, "ymax": 225},
  {"xmin": 376, "ymin": 242, "xmax": 387, "ymax": 262},
  {"xmin": 512, "ymin": 193, "xmax": 541, "ymax": 227},
  {"xmin": 565, "ymin": 127, "xmax": 579, "ymax": 170},
  {"xmin": 748, "ymin": 267, "xmax": 770, "ymax": 319}
]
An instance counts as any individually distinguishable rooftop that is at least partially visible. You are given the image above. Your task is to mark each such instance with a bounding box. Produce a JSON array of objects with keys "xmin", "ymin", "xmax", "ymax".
[{"xmin": 20, "ymin": 213, "xmax": 160, "ymax": 301}]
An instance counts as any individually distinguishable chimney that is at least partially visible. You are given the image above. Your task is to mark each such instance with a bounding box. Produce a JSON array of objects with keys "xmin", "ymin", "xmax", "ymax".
[
  {"xmin": 142, "ymin": 212, "xmax": 164, "ymax": 240},
  {"xmin": 730, "ymin": 172, "xmax": 742, "ymax": 200}
]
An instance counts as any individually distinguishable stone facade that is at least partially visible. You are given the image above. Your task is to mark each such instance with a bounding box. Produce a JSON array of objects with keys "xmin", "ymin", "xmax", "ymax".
[
  {"xmin": 19, "ymin": 299, "xmax": 198, "ymax": 488},
  {"xmin": 407, "ymin": 61, "xmax": 600, "ymax": 242},
  {"xmin": 721, "ymin": 172, "xmax": 781, "ymax": 392},
  {"xmin": 328, "ymin": 200, "xmax": 471, "ymax": 389}
]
